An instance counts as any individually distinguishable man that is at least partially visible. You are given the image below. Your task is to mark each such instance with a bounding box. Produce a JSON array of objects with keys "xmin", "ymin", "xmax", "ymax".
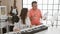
[{"xmin": 29, "ymin": 1, "xmax": 42, "ymax": 26}]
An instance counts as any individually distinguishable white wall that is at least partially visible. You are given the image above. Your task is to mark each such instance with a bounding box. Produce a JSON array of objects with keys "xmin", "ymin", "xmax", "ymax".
[{"xmin": 0, "ymin": 0, "xmax": 22, "ymax": 16}]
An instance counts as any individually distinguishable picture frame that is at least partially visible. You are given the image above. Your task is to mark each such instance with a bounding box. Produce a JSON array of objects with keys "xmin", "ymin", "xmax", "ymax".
[{"xmin": 0, "ymin": 6, "xmax": 7, "ymax": 19}]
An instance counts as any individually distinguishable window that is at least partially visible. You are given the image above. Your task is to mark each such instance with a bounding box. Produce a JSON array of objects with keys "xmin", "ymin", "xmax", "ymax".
[{"xmin": 23, "ymin": 0, "xmax": 60, "ymax": 26}]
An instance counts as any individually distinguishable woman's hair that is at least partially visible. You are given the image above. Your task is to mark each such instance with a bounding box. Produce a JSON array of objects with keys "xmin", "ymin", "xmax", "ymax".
[{"xmin": 20, "ymin": 8, "xmax": 28, "ymax": 24}]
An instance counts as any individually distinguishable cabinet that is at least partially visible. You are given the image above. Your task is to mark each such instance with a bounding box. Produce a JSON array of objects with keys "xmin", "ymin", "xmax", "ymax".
[{"xmin": 0, "ymin": 6, "xmax": 8, "ymax": 34}]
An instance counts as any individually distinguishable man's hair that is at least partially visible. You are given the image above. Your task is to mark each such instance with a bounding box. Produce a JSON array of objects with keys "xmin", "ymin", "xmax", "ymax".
[{"xmin": 32, "ymin": 1, "xmax": 37, "ymax": 6}]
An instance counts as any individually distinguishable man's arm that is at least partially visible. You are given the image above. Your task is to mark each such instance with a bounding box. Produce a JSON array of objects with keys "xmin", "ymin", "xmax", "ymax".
[
  {"xmin": 39, "ymin": 9, "xmax": 42, "ymax": 19},
  {"xmin": 39, "ymin": 9, "xmax": 46, "ymax": 20}
]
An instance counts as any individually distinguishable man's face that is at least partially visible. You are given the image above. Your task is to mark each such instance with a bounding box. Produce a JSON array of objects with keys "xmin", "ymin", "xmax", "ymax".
[{"xmin": 32, "ymin": 3, "xmax": 37, "ymax": 10}]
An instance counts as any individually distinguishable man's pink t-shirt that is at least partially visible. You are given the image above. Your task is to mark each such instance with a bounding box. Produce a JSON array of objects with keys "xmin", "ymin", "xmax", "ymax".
[{"xmin": 29, "ymin": 9, "xmax": 42, "ymax": 26}]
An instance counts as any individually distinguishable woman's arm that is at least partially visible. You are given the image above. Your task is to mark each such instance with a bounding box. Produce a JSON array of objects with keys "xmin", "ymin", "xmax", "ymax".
[
  {"xmin": 13, "ymin": 26, "xmax": 20, "ymax": 32},
  {"xmin": 13, "ymin": 23, "xmax": 20, "ymax": 32}
]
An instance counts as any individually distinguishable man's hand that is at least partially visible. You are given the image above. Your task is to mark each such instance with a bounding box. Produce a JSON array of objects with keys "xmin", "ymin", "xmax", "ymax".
[
  {"xmin": 42, "ymin": 16, "xmax": 46, "ymax": 20},
  {"xmin": 43, "ymin": 17, "xmax": 46, "ymax": 20}
]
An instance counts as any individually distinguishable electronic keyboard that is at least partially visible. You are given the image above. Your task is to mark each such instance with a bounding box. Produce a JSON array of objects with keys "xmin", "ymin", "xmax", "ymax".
[
  {"xmin": 21, "ymin": 25, "xmax": 48, "ymax": 34},
  {"xmin": 5, "ymin": 25, "xmax": 48, "ymax": 34}
]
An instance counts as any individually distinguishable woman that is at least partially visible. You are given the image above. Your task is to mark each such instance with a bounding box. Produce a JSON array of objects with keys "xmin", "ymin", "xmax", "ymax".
[{"xmin": 13, "ymin": 8, "xmax": 31, "ymax": 32}]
